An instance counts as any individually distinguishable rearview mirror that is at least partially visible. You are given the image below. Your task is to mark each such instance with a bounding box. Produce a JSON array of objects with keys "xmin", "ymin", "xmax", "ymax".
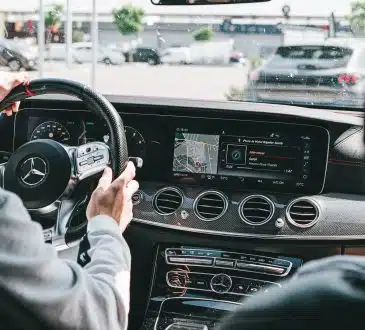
[{"xmin": 151, "ymin": 0, "xmax": 270, "ymax": 5}]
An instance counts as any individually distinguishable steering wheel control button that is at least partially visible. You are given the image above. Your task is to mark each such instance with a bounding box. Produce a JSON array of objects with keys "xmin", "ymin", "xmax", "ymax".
[
  {"xmin": 76, "ymin": 142, "xmax": 109, "ymax": 178},
  {"xmin": 210, "ymin": 274, "xmax": 232, "ymax": 294}
]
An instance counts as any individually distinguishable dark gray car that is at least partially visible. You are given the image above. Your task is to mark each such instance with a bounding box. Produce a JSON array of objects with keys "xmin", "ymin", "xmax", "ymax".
[{"xmin": 246, "ymin": 39, "xmax": 365, "ymax": 108}]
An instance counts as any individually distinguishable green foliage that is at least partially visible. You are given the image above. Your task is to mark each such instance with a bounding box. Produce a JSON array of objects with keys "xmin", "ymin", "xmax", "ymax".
[
  {"xmin": 72, "ymin": 30, "xmax": 84, "ymax": 43},
  {"xmin": 348, "ymin": 0, "xmax": 365, "ymax": 33},
  {"xmin": 45, "ymin": 4, "xmax": 63, "ymax": 27},
  {"xmin": 193, "ymin": 26, "xmax": 214, "ymax": 41},
  {"xmin": 112, "ymin": 5, "xmax": 145, "ymax": 36}
]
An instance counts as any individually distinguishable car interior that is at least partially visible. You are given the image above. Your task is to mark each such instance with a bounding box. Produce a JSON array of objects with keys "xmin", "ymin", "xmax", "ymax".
[{"xmin": 1, "ymin": 0, "xmax": 365, "ymax": 329}]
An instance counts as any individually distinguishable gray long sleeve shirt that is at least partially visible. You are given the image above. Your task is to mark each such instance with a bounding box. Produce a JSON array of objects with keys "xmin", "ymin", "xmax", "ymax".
[{"xmin": 0, "ymin": 188, "xmax": 131, "ymax": 330}]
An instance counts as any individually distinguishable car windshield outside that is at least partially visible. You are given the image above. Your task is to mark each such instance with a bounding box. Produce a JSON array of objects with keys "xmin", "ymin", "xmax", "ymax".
[{"xmin": 0, "ymin": 0, "xmax": 363, "ymax": 110}]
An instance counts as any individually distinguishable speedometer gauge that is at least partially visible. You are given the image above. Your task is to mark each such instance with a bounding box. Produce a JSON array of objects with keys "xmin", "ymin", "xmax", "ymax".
[{"xmin": 30, "ymin": 121, "xmax": 71, "ymax": 144}]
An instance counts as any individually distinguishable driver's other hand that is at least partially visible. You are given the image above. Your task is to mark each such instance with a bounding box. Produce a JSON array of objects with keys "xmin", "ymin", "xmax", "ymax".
[
  {"xmin": 0, "ymin": 72, "xmax": 29, "ymax": 116},
  {"xmin": 86, "ymin": 162, "xmax": 139, "ymax": 232}
]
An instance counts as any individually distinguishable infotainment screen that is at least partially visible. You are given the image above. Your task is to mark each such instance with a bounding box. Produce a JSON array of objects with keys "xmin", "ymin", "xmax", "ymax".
[{"xmin": 172, "ymin": 122, "xmax": 329, "ymax": 194}]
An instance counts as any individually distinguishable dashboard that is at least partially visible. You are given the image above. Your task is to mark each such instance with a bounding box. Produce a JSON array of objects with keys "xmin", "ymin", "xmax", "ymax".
[{"xmin": 2, "ymin": 102, "xmax": 364, "ymax": 241}]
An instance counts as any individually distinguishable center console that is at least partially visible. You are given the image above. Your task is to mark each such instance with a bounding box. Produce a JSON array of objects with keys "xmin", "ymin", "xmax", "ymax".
[{"xmin": 140, "ymin": 244, "xmax": 302, "ymax": 330}]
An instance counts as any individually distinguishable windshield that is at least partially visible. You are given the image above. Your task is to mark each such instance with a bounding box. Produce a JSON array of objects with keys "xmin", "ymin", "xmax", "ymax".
[{"xmin": 0, "ymin": 0, "xmax": 363, "ymax": 109}]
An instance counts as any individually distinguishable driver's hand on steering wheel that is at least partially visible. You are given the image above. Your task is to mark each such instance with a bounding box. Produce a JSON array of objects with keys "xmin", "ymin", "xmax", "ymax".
[
  {"xmin": 0, "ymin": 72, "xmax": 29, "ymax": 116},
  {"xmin": 86, "ymin": 162, "xmax": 139, "ymax": 232}
]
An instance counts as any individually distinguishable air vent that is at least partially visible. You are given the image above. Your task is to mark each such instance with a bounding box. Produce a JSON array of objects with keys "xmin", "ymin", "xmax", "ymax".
[
  {"xmin": 286, "ymin": 198, "xmax": 319, "ymax": 228},
  {"xmin": 153, "ymin": 187, "xmax": 183, "ymax": 215},
  {"xmin": 194, "ymin": 191, "xmax": 228, "ymax": 221},
  {"xmin": 239, "ymin": 195, "xmax": 274, "ymax": 226}
]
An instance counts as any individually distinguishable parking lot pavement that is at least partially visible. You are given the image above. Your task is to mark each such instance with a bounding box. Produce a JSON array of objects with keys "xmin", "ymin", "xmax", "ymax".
[{"xmin": 23, "ymin": 63, "xmax": 248, "ymax": 100}]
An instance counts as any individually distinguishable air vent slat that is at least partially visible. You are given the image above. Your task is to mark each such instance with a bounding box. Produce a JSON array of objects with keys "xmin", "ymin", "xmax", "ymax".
[
  {"xmin": 245, "ymin": 216, "xmax": 268, "ymax": 220},
  {"xmin": 153, "ymin": 188, "xmax": 183, "ymax": 215},
  {"xmin": 194, "ymin": 191, "xmax": 228, "ymax": 221},
  {"xmin": 287, "ymin": 199, "xmax": 319, "ymax": 228},
  {"xmin": 239, "ymin": 195, "xmax": 274, "ymax": 226},
  {"xmin": 243, "ymin": 207, "xmax": 271, "ymax": 212},
  {"xmin": 157, "ymin": 198, "xmax": 181, "ymax": 204}
]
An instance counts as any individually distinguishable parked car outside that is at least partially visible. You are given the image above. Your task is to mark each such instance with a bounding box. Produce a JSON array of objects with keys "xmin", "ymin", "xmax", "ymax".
[
  {"xmin": 123, "ymin": 47, "xmax": 161, "ymax": 65},
  {"xmin": 0, "ymin": 41, "xmax": 38, "ymax": 71},
  {"xmin": 246, "ymin": 38, "xmax": 365, "ymax": 108},
  {"xmin": 160, "ymin": 47, "xmax": 191, "ymax": 65},
  {"xmin": 73, "ymin": 42, "xmax": 125, "ymax": 65}
]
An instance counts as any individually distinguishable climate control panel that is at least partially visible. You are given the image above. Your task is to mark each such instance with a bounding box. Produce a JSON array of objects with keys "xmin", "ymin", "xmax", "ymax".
[
  {"xmin": 166, "ymin": 270, "xmax": 280, "ymax": 296},
  {"xmin": 165, "ymin": 248, "xmax": 293, "ymax": 277}
]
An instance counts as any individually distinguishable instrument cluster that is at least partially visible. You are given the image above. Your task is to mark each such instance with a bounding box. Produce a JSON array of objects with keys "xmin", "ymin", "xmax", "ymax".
[{"xmin": 13, "ymin": 110, "xmax": 147, "ymax": 160}]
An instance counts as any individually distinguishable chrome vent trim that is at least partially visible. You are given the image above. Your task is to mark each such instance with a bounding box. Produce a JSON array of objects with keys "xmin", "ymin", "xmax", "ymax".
[
  {"xmin": 153, "ymin": 187, "xmax": 183, "ymax": 215},
  {"xmin": 286, "ymin": 198, "xmax": 320, "ymax": 228},
  {"xmin": 239, "ymin": 195, "xmax": 275, "ymax": 226},
  {"xmin": 193, "ymin": 190, "xmax": 228, "ymax": 222}
]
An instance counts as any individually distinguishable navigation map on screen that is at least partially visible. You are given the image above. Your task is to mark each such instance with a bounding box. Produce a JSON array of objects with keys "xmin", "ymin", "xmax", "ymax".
[{"xmin": 173, "ymin": 132, "xmax": 219, "ymax": 174}]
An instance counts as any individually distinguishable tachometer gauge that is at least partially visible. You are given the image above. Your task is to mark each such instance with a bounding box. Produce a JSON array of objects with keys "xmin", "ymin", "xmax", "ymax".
[
  {"xmin": 30, "ymin": 121, "xmax": 71, "ymax": 144},
  {"xmin": 102, "ymin": 126, "xmax": 146, "ymax": 158},
  {"xmin": 124, "ymin": 126, "xmax": 146, "ymax": 158}
]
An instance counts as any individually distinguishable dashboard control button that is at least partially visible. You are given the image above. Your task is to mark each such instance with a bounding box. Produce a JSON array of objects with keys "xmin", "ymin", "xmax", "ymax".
[
  {"xmin": 210, "ymin": 274, "xmax": 232, "ymax": 294},
  {"xmin": 246, "ymin": 285, "xmax": 260, "ymax": 295},
  {"xmin": 232, "ymin": 283, "xmax": 248, "ymax": 295},
  {"xmin": 221, "ymin": 253, "xmax": 234, "ymax": 258},
  {"xmin": 167, "ymin": 256, "xmax": 214, "ymax": 266},
  {"xmin": 215, "ymin": 258, "xmax": 235, "ymax": 268},
  {"xmin": 132, "ymin": 191, "xmax": 143, "ymax": 205},
  {"xmin": 236, "ymin": 262, "xmax": 285, "ymax": 275},
  {"xmin": 195, "ymin": 280, "xmax": 208, "ymax": 290},
  {"xmin": 87, "ymin": 157, "xmax": 94, "ymax": 165}
]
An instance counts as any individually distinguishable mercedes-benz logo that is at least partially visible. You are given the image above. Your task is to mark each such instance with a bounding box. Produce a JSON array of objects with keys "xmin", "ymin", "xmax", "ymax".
[{"xmin": 19, "ymin": 157, "xmax": 48, "ymax": 186}]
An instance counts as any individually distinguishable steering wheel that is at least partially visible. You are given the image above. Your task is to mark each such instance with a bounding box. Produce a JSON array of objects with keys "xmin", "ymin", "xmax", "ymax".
[{"xmin": 0, "ymin": 78, "xmax": 128, "ymax": 250}]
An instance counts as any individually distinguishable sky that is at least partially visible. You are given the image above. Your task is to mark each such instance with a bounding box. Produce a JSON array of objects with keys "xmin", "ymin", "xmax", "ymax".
[{"xmin": 1, "ymin": 0, "xmax": 354, "ymax": 16}]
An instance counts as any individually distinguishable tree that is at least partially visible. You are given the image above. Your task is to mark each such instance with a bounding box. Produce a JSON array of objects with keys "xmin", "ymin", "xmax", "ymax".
[
  {"xmin": 112, "ymin": 5, "xmax": 145, "ymax": 61},
  {"xmin": 44, "ymin": 4, "xmax": 63, "ymax": 45},
  {"xmin": 45, "ymin": 4, "xmax": 63, "ymax": 29},
  {"xmin": 112, "ymin": 5, "xmax": 145, "ymax": 35},
  {"xmin": 348, "ymin": 0, "xmax": 365, "ymax": 34},
  {"xmin": 193, "ymin": 26, "xmax": 214, "ymax": 41}
]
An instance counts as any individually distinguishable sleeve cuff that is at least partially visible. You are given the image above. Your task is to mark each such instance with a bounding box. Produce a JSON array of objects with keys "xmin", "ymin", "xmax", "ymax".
[{"xmin": 87, "ymin": 215, "xmax": 121, "ymax": 234}]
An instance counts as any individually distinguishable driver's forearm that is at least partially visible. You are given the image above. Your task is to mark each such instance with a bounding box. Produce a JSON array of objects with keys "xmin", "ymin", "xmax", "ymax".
[{"xmin": 0, "ymin": 188, "xmax": 131, "ymax": 330}]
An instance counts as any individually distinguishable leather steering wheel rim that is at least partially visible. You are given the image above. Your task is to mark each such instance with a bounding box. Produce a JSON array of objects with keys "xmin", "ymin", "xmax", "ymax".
[{"xmin": 0, "ymin": 78, "xmax": 128, "ymax": 176}]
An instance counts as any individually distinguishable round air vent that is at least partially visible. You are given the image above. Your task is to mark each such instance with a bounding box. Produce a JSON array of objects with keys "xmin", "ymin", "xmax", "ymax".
[
  {"xmin": 286, "ymin": 198, "xmax": 320, "ymax": 228},
  {"xmin": 153, "ymin": 187, "xmax": 183, "ymax": 215},
  {"xmin": 239, "ymin": 195, "xmax": 275, "ymax": 226},
  {"xmin": 194, "ymin": 191, "xmax": 228, "ymax": 221}
]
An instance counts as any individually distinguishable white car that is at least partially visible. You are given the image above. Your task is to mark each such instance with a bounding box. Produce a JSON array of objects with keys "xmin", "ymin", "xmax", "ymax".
[
  {"xmin": 160, "ymin": 47, "xmax": 191, "ymax": 65},
  {"xmin": 72, "ymin": 42, "xmax": 125, "ymax": 65}
]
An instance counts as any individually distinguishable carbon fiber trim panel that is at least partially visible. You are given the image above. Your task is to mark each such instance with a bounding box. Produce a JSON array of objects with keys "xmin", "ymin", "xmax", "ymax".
[{"xmin": 133, "ymin": 182, "xmax": 365, "ymax": 240}]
